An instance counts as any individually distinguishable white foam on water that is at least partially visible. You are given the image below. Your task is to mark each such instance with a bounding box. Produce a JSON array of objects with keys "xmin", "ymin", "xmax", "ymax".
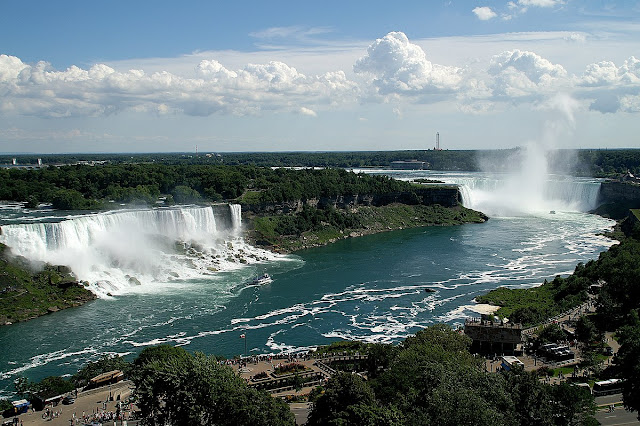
[
  {"xmin": 0, "ymin": 348, "xmax": 98, "ymax": 381},
  {"xmin": 0, "ymin": 205, "xmax": 286, "ymax": 297}
]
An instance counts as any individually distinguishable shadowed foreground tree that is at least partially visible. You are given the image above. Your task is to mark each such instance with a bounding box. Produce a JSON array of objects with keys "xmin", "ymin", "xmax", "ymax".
[
  {"xmin": 308, "ymin": 325, "xmax": 597, "ymax": 426},
  {"xmin": 130, "ymin": 345, "xmax": 294, "ymax": 426},
  {"xmin": 615, "ymin": 310, "xmax": 640, "ymax": 419},
  {"xmin": 306, "ymin": 372, "xmax": 401, "ymax": 426}
]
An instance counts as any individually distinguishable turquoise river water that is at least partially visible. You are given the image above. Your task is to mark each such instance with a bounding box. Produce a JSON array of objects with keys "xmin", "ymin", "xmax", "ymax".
[{"xmin": 0, "ymin": 171, "xmax": 616, "ymax": 397}]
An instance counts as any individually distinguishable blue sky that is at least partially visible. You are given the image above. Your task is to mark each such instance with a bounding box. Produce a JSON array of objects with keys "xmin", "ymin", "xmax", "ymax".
[{"xmin": 1, "ymin": 0, "xmax": 639, "ymax": 153}]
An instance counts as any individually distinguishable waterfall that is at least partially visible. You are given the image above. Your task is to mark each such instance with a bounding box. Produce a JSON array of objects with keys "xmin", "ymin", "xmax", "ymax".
[
  {"xmin": 444, "ymin": 174, "xmax": 602, "ymax": 216},
  {"xmin": 0, "ymin": 205, "xmax": 277, "ymax": 297},
  {"xmin": 230, "ymin": 204, "xmax": 242, "ymax": 233}
]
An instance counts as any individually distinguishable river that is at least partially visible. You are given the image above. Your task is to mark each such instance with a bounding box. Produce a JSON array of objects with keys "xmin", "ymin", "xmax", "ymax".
[{"xmin": 0, "ymin": 170, "xmax": 615, "ymax": 398}]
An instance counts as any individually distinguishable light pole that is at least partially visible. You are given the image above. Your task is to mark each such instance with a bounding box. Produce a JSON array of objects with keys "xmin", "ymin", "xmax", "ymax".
[{"xmin": 240, "ymin": 333, "xmax": 247, "ymax": 359}]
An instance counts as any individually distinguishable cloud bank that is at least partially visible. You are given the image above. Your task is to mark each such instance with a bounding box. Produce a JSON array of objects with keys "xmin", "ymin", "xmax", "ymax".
[
  {"xmin": 0, "ymin": 55, "xmax": 357, "ymax": 118},
  {"xmin": 0, "ymin": 31, "xmax": 639, "ymax": 119}
]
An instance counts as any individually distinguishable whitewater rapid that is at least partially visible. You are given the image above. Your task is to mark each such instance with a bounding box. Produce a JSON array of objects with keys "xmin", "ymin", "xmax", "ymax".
[{"xmin": 0, "ymin": 204, "xmax": 281, "ymax": 297}]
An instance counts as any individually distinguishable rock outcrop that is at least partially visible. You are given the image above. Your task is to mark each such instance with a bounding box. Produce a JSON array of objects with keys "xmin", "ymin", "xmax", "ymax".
[{"xmin": 244, "ymin": 187, "xmax": 461, "ymax": 214}]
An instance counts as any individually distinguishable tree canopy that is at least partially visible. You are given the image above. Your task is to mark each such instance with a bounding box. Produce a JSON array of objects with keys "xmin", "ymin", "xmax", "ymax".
[
  {"xmin": 308, "ymin": 325, "xmax": 596, "ymax": 426},
  {"xmin": 129, "ymin": 346, "xmax": 294, "ymax": 426}
]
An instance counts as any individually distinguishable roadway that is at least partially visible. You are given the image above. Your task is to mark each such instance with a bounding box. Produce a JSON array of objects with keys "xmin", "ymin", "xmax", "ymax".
[
  {"xmin": 595, "ymin": 394, "xmax": 639, "ymax": 426},
  {"xmin": 596, "ymin": 408, "xmax": 640, "ymax": 425}
]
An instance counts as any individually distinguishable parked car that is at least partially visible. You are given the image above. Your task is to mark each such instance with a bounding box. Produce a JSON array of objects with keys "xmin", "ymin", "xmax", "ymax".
[{"xmin": 62, "ymin": 396, "xmax": 75, "ymax": 405}]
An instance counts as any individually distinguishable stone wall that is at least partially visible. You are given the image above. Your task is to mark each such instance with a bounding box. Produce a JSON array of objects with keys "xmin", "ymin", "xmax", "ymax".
[{"xmin": 598, "ymin": 181, "xmax": 640, "ymax": 205}]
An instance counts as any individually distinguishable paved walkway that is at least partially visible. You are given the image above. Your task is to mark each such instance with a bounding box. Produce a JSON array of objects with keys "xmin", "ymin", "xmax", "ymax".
[{"xmin": 6, "ymin": 381, "xmax": 136, "ymax": 426}]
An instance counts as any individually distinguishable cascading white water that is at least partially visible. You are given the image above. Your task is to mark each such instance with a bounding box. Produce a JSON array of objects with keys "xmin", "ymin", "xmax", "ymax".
[
  {"xmin": 450, "ymin": 174, "xmax": 602, "ymax": 216},
  {"xmin": 0, "ymin": 204, "xmax": 278, "ymax": 297},
  {"xmin": 230, "ymin": 204, "xmax": 242, "ymax": 234}
]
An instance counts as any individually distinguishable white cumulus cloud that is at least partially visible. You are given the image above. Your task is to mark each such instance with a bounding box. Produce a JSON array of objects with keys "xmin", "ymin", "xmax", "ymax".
[
  {"xmin": 299, "ymin": 107, "xmax": 317, "ymax": 117},
  {"xmin": 0, "ymin": 54, "xmax": 359, "ymax": 118},
  {"xmin": 473, "ymin": 7, "xmax": 498, "ymax": 20},
  {"xmin": 488, "ymin": 49, "xmax": 568, "ymax": 98},
  {"xmin": 353, "ymin": 32, "xmax": 462, "ymax": 98},
  {"xmin": 576, "ymin": 56, "xmax": 640, "ymax": 113}
]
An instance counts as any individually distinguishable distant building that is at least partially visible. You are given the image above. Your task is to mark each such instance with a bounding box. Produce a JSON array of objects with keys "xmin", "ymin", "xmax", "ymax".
[
  {"xmin": 621, "ymin": 171, "xmax": 640, "ymax": 184},
  {"xmin": 464, "ymin": 317, "xmax": 523, "ymax": 355},
  {"xmin": 87, "ymin": 369, "xmax": 124, "ymax": 389},
  {"xmin": 390, "ymin": 160, "xmax": 426, "ymax": 170}
]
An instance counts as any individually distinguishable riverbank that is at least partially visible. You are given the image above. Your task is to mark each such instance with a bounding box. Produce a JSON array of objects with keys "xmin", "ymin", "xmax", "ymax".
[
  {"xmin": 0, "ymin": 243, "xmax": 96, "ymax": 326},
  {"xmin": 476, "ymin": 215, "xmax": 625, "ymax": 327},
  {"xmin": 248, "ymin": 203, "xmax": 488, "ymax": 253}
]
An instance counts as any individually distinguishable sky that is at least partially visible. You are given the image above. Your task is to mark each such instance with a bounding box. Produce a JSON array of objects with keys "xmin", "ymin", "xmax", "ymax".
[{"xmin": 0, "ymin": 0, "xmax": 639, "ymax": 153}]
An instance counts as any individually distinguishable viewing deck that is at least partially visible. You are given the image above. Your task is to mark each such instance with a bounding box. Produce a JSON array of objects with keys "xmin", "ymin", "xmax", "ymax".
[{"xmin": 464, "ymin": 317, "xmax": 523, "ymax": 355}]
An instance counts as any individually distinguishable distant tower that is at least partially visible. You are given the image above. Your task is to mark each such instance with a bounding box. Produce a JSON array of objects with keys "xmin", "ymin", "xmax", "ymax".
[
  {"xmin": 195, "ymin": 145, "xmax": 198, "ymax": 156},
  {"xmin": 436, "ymin": 132, "xmax": 440, "ymax": 150},
  {"xmin": 11, "ymin": 158, "xmax": 16, "ymax": 165},
  {"xmin": 37, "ymin": 158, "xmax": 42, "ymax": 166}
]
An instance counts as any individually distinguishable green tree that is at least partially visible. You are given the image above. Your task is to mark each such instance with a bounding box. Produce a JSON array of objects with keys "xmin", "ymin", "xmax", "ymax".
[
  {"xmin": 575, "ymin": 315, "xmax": 598, "ymax": 345},
  {"xmin": 14, "ymin": 376, "xmax": 32, "ymax": 399},
  {"xmin": 364, "ymin": 343, "xmax": 398, "ymax": 379},
  {"xmin": 538, "ymin": 323, "xmax": 567, "ymax": 343},
  {"xmin": 171, "ymin": 185, "xmax": 202, "ymax": 203},
  {"xmin": 0, "ymin": 399, "xmax": 12, "ymax": 413},
  {"xmin": 131, "ymin": 345, "xmax": 294, "ymax": 426},
  {"xmin": 504, "ymin": 370, "xmax": 553, "ymax": 426},
  {"xmin": 25, "ymin": 195, "xmax": 39, "ymax": 209},
  {"xmin": 307, "ymin": 372, "xmax": 393, "ymax": 426},
  {"xmin": 615, "ymin": 310, "xmax": 640, "ymax": 418},
  {"xmin": 551, "ymin": 383, "xmax": 597, "ymax": 426},
  {"xmin": 32, "ymin": 376, "xmax": 74, "ymax": 400},
  {"xmin": 52, "ymin": 189, "xmax": 97, "ymax": 210},
  {"xmin": 72, "ymin": 354, "xmax": 130, "ymax": 388},
  {"xmin": 579, "ymin": 349, "xmax": 601, "ymax": 377}
]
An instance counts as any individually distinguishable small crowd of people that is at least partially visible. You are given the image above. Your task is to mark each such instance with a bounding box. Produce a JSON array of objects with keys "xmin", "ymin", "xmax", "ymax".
[
  {"xmin": 66, "ymin": 402, "xmax": 134, "ymax": 425},
  {"xmin": 42, "ymin": 407, "xmax": 63, "ymax": 420}
]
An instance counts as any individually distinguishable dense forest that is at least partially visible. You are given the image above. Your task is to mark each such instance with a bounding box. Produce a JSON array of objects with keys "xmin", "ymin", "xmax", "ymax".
[
  {"xmin": 0, "ymin": 165, "xmax": 419, "ymax": 210},
  {"xmin": 3, "ymin": 148, "xmax": 640, "ymax": 176}
]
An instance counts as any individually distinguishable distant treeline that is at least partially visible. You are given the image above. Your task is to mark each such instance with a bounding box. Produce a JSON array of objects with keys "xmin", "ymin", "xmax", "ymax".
[
  {"xmin": 0, "ymin": 164, "xmax": 417, "ymax": 210},
  {"xmin": 3, "ymin": 148, "xmax": 640, "ymax": 176}
]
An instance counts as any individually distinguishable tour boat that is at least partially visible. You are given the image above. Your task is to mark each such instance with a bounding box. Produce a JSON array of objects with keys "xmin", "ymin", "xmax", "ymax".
[{"xmin": 251, "ymin": 273, "xmax": 272, "ymax": 285}]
